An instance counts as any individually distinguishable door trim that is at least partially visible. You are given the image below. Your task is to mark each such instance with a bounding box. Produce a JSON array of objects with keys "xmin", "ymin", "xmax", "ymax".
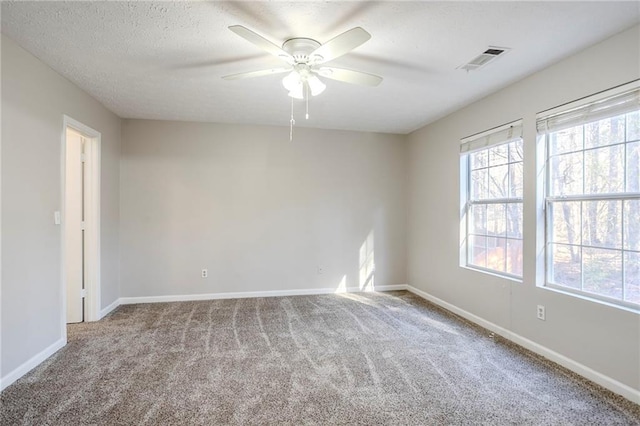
[{"xmin": 61, "ymin": 115, "xmax": 101, "ymax": 338}]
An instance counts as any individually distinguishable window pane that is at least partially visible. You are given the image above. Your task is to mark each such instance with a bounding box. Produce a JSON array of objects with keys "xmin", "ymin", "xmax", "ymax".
[
  {"xmin": 465, "ymin": 140, "xmax": 522, "ymax": 280},
  {"xmin": 471, "ymin": 149, "xmax": 488, "ymax": 170},
  {"xmin": 509, "ymin": 140, "xmax": 523, "ymax": 162},
  {"xmin": 550, "ymin": 201, "xmax": 581, "ymax": 245},
  {"xmin": 624, "ymin": 252, "xmax": 640, "ymax": 304},
  {"xmin": 582, "ymin": 200, "xmax": 622, "ymax": 249},
  {"xmin": 487, "ymin": 203, "xmax": 506, "ymax": 237},
  {"xmin": 506, "ymin": 239, "xmax": 523, "ymax": 276},
  {"xmin": 550, "ymin": 243, "xmax": 581, "ymax": 290},
  {"xmin": 584, "ymin": 144, "xmax": 624, "ymax": 194},
  {"xmin": 550, "ymin": 152, "xmax": 583, "ymax": 196},
  {"xmin": 624, "ymin": 200, "xmax": 640, "ymax": 251},
  {"xmin": 469, "ymin": 235, "xmax": 487, "ymax": 268},
  {"xmin": 626, "ymin": 111, "xmax": 640, "ymax": 142},
  {"xmin": 544, "ymin": 93, "xmax": 639, "ymax": 307},
  {"xmin": 509, "ymin": 162, "xmax": 523, "ymax": 198},
  {"xmin": 627, "ymin": 141, "xmax": 640, "ymax": 192},
  {"xmin": 550, "ymin": 126, "xmax": 583, "ymax": 155},
  {"xmin": 471, "ymin": 169, "xmax": 488, "ymax": 200},
  {"xmin": 488, "ymin": 164, "xmax": 509, "ymax": 199},
  {"xmin": 486, "ymin": 237, "xmax": 506, "ymax": 273},
  {"xmin": 584, "ymin": 115, "xmax": 625, "ymax": 149},
  {"xmin": 506, "ymin": 203, "xmax": 522, "ymax": 238},
  {"xmin": 488, "ymin": 143, "xmax": 509, "ymax": 166},
  {"xmin": 470, "ymin": 204, "xmax": 487, "ymax": 236},
  {"xmin": 583, "ymin": 247, "xmax": 622, "ymax": 300}
]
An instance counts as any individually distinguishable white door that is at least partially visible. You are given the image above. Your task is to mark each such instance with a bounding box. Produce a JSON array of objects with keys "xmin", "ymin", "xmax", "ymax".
[{"xmin": 65, "ymin": 128, "xmax": 85, "ymax": 323}]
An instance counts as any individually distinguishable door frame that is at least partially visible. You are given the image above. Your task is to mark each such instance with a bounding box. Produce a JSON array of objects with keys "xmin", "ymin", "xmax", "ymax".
[{"xmin": 61, "ymin": 115, "xmax": 101, "ymax": 337}]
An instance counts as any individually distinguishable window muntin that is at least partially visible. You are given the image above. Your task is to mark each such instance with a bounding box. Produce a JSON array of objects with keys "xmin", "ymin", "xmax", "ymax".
[
  {"xmin": 545, "ymin": 107, "xmax": 640, "ymax": 307},
  {"xmin": 466, "ymin": 138, "xmax": 524, "ymax": 278}
]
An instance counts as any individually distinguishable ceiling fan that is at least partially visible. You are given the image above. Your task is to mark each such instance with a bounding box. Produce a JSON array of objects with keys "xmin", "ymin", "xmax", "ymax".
[{"xmin": 222, "ymin": 25, "xmax": 383, "ymax": 99}]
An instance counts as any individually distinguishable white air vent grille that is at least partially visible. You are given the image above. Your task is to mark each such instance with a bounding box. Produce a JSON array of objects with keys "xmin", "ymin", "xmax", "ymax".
[{"xmin": 458, "ymin": 46, "xmax": 510, "ymax": 72}]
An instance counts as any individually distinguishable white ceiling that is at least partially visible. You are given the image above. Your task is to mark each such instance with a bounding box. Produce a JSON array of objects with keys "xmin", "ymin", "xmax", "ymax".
[{"xmin": 2, "ymin": 1, "xmax": 639, "ymax": 134}]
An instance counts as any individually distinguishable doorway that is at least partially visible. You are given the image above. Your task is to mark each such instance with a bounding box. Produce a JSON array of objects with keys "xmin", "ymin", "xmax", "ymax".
[{"xmin": 62, "ymin": 116, "xmax": 101, "ymax": 325}]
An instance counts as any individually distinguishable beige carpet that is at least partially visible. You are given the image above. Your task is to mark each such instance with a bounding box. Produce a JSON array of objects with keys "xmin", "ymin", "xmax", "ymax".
[{"xmin": 1, "ymin": 291, "xmax": 639, "ymax": 425}]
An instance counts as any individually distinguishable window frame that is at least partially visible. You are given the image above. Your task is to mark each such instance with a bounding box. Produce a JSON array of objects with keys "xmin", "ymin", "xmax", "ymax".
[
  {"xmin": 460, "ymin": 120, "xmax": 524, "ymax": 280},
  {"xmin": 539, "ymin": 81, "xmax": 640, "ymax": 310}
]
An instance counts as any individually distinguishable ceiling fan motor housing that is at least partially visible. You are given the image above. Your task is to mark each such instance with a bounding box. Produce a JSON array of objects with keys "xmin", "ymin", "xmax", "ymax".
[{"xmin": 282, "ymin": 38, "xmax": 322, "ymax": 64}]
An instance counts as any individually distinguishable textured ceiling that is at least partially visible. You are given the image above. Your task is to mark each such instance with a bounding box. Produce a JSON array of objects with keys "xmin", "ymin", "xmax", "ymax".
[{"xmin": 2, "ymin": 1, "xmax": 639, "ymax": 134}]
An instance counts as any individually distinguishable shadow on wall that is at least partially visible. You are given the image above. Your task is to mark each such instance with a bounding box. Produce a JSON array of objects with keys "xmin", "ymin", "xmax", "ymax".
[{"xmin": 335, "ymin": 230, "xmax": 375, "ymax": 293}]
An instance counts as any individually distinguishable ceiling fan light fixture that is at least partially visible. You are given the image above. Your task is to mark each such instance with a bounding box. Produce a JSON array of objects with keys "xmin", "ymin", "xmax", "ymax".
[
  {"xmin": 282, "ymin": 71, "xmax": 301, "ymax": 92},
  {"xmin": 283, "ymin": 72, "xmax": 304, "ymax": 99},
  {"xmin": 283, "ymin": 70, "xmax": 324, "ymax": 99},
  {"xmin": 308, "ymin": 75, "xmax": 326, "ymax": 96}
]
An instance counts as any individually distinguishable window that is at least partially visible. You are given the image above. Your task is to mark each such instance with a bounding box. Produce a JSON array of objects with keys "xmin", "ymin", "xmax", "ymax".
[
  {"xmin": 538, "ymin": 82, "xmax": 640, "ymax": 308},
  {"xmin": 461, "ymin": 120, "xmax": 524, "ymax": 278}
]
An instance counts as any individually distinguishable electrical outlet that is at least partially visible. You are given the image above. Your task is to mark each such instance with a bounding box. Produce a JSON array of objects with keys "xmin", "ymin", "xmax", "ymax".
[
  {"xmin": 537, "ymin": 305, "xmax": 545, "ymax": 321},
  {"xmin": 201, "ymin": 269, "xmax": 208, "ymax": 278}
]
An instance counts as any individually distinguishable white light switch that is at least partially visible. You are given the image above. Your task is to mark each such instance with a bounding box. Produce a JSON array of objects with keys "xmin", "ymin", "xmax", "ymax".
[{"xmin": 54, "ymin": 211, "xmax": 61, "ymax": 225}]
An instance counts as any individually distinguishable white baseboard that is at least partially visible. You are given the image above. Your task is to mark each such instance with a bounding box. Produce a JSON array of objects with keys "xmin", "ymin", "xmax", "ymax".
[
  {"xmin": 368, "ymin": 284, "xmax": 408, "ymax": 292},
  {"xmin": 0, "ymin": 337, "xmax": 66, "ymax": 392},
  {"xmin": 99, "ymin": 298, "xmax": 121, "ymax": 319},
  {"xmin": 406, "ymin": 285, "xmax": 640, "ymax": 405},
  {"xmin": 119, "ymin": 284, "xmax": 409, "ymax": 305}
]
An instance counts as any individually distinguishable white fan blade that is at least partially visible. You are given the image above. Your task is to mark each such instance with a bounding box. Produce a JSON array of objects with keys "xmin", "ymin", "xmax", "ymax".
[
  {"xmin": 229, "ymin": 26, "xmax": 293, "ymax": 64},
  {"xmin": 222, "ymin": 67, "xmax": 290, "ymax": 80},
  {"xmin": 310, "ymin": 27, "xmax": 371, "ymax": 64},
  {"xmin": 317, "ymin": 67, "xmax": 383, "ymax": 87}
]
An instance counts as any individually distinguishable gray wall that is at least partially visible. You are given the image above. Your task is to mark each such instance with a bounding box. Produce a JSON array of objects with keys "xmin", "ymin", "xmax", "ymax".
[
  {"xmin": 120, "ymin": 120, "xmax": 407, "ymax": 297},
  {"xmin": 1, "ymin": 35, "xmax": 121, "ymax": 377},
  {"xmin": 407, "ymin": 25, "xmax": 640, "ymax": 390}
]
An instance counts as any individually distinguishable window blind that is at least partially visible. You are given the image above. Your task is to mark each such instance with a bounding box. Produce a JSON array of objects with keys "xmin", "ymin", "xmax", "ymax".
[
  {"xmin": 537, "ymin": 82, "xmax": 640, "ymax": 134},
  {"xmin": 460, "ymin": 119, "xmax": 523, "ymax": 154}
]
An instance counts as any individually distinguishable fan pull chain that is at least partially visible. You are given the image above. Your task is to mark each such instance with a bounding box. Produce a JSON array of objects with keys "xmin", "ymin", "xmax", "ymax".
[
  {"xmin": 289, "ymin": 95, "xmax": 295, "ymax": 142},
  {"xmin": 305, "ymin": 83, "xmax": 309, "ymax": 120}
]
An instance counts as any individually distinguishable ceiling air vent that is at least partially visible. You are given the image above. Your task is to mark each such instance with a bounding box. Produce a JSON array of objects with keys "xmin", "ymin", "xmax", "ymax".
[{"xmin": 458, "ymin": 46, "xmax": 510, "ymax": 72}]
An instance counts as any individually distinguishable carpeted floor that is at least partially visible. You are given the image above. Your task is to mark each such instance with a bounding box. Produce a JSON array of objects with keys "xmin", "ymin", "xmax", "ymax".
[{"xmin": 1, "ymin": 291, "xmax": 639, "ymax": 425}]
